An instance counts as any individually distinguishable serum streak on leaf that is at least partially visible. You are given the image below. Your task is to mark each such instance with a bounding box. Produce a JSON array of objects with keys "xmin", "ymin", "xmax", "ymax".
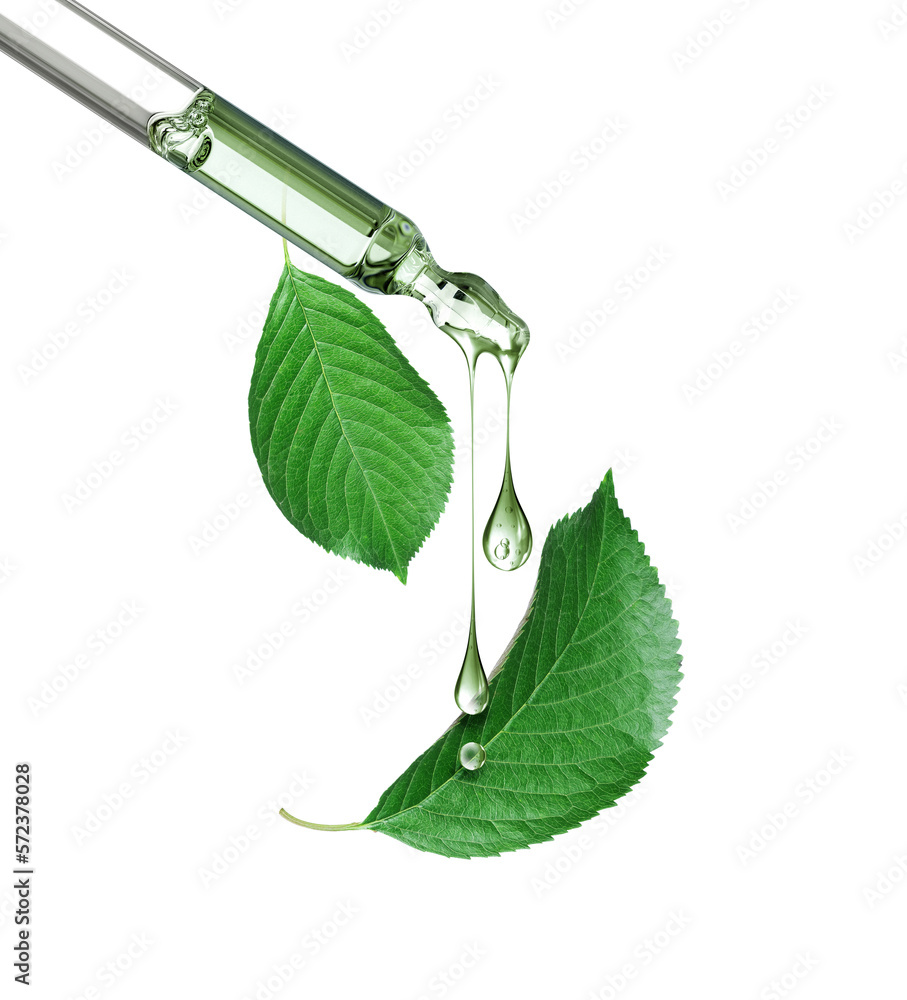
[
  {"xmin": 281, "ymin": 472, "xmax": 683, "ymax": 858},
  {"xmin": 249, "ymin": 252, "xmax": 454, "ymax": 582}
]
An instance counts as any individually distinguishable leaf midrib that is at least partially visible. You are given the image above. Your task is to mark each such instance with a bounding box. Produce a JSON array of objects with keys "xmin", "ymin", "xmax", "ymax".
[{"xmin": 282, "ymin": 261, "xmax": 404, "ymax": 577}]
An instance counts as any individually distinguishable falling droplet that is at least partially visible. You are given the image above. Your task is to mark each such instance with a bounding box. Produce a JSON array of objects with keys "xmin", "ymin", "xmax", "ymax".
[
  {"xmin": 483, "ymin": 366, "xmax": 532, "ymax": 571},
  {"xmin": 484, "ymin": 474, "xmax": 531, "ymax": 572},
  {"xmin": 460, "ymin": 742, "xmax": 487, "ymax": 770},
  {"xmin": 454, "ymin": 624, "xmax": 489, "ymax": 715},
  {"xmin": 454, "ymin": 351, "xmax": 489, "ymax": 717}
]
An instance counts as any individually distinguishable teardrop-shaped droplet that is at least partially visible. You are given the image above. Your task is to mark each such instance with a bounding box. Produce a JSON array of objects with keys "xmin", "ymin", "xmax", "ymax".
[
  {"xmin": 483, "ymin": 362, "xmax": 532, "ymax": 572},
  {"xmin": 459, "ymin": 742, "xmax": 487, "ymax": 770},
  {"xmin": 454, "ymin": 627, "xmax": 489, "ymax": 715},
  {"xmin": 484, "ymin": 471, "xmax": 532, "ymax": 571}
]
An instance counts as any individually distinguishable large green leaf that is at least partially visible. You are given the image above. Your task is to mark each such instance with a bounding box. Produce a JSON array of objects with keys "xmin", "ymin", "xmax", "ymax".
[
  {"xmin": 249, "ymin": 255, "xmax": 453, "ymax": 583},
  {"xmin": 282, "ymin": 472, "xmax": 682, "ymax": 858}
]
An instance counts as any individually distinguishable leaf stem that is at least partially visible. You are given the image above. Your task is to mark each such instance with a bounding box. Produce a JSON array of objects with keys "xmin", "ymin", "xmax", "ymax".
[{"xmin": 279, "ymin": 808, "xmax": 363, "ymax": 832}]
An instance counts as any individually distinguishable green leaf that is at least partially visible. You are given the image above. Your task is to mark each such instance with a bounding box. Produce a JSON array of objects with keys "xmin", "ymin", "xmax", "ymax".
[
  {"xmin": 282, "ymin": 471, "xmax": 682, "ymax": 858},
  {"xmin": 249, "ymin": 255, "xmax": 454, "ymax": 583}
]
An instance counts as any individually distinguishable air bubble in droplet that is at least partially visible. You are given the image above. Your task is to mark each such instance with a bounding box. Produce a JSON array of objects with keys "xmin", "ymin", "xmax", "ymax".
[{"xmin": 483, "ymin": 470, "xmax": 532, "ymax": 572}]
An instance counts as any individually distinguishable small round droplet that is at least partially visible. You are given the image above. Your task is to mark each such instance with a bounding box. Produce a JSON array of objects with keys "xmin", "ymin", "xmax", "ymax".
[
  {"xmin": 505, "ymin": 505, "xmax": 513, "ymax": 513},
  {"xmin": 494, "ymin": 538, "xmax": 510, "ymax": 561},
  {"xmin": 460, "ymin": 742, "xmax": 486, "ymax": 770}
]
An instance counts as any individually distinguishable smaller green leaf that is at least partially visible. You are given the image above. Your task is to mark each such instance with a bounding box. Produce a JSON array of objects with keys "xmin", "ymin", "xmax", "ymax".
[{"xmin": 249, "ymin": 255, "xmax": 454, "ymax": 582}]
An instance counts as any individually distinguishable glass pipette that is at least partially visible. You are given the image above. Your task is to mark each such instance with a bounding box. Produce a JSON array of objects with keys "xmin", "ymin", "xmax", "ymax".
[{"xmin": 0, "ymin": 0, "xmax": 529, "ymax": 365}]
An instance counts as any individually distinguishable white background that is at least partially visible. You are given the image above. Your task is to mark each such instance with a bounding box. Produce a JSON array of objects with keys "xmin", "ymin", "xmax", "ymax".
[{"xmin": 2, "ymin": 0, "xmax": 907, "ymax": 997}]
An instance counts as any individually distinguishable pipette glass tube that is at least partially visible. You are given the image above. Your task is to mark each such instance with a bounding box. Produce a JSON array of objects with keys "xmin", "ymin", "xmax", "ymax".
[{"xmin": 0, "ymin": 0, "xmax": 530, "ymax": 363}]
